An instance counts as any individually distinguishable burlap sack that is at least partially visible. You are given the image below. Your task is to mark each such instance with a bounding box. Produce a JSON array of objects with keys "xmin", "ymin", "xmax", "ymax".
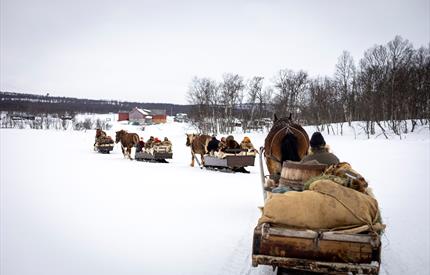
[{"xmin": 259, "ymin": 180, "xmax": 380, "ymax": 230}]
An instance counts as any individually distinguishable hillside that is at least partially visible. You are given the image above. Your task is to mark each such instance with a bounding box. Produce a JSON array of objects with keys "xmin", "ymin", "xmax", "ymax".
[{"xmin": 0, "ymin": 91, "xmax": 192, "ymax": 115}]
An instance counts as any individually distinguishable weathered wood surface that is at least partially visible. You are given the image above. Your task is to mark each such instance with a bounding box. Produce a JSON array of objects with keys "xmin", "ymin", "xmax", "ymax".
[
  {"xmin": 252, "ymin": 255, "xmax": 380, "ymax": 275},
  {"xmin": 279, "ymin": 161, "xmax": 327, "ymax": 191},
  {"xmin": 95, "ymin": 144, "xmax": 114, "ymax": 153},
  {"xmin": 253, "ymin": 223, "xmax": 381, "ymax": 272},
  {"xmin": 135, "ymin": 151, "xmax": 173, "ymax": 160},
  {"xmin": 204, "ymin": 155, "xmax": 255, "ymax": 168}
]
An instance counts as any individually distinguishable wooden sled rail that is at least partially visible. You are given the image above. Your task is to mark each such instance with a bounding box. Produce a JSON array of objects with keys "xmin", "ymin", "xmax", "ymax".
[
  {"xmin": 252, "ymin": 255, "xmax": 380, "ymax": 275},
  {"xmin": 262, "ymin": 225, "xmax": 381, "ymax": 248}
]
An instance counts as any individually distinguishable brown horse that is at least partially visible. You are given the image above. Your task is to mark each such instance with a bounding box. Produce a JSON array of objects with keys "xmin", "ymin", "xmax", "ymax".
[
  {"xmin": 115, "ymin": 130, "xmax": 139, "ymax": 160},
  {"xmin": 264, "ymin": 114, "xmax": 309, "ymax": 182},
  {"xmin": 185, "ymin": 133, "xmax": 211, "ymax": 167}
]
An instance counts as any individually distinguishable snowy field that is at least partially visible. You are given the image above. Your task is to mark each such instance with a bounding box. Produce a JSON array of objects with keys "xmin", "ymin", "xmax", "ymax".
[{"xmin": 1, "ymin": 119, "xmax": 429, "ymax": 275}]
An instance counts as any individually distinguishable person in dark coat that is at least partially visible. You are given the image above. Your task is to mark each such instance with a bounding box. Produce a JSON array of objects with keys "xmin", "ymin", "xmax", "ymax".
[
  {"xmin": 207, "ymin": 135, "xmax": 220, "ymax": 155},
  {"xmin": 224, "ymin": 135, "xmax": 240, "ymax": 151},
  {"xmin": 136, "ymin": 137, "xmax": 145, "ymax": 152},
  {"xmin": 301, "ymin": 132, "xmax": 339, "ymax": 166}
]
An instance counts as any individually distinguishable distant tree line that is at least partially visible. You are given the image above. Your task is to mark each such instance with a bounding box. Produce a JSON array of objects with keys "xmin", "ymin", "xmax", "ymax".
[
  {"xmin": 0, "ymin": 92, "xmax": 191, "ymax": 116},
  {"xmin": 0, "ymin": 112, "xmax": 113, "ymax": 131},
  {"xmin": 187, "ymin": 36, "xmax": 429, "ymax": 136}
]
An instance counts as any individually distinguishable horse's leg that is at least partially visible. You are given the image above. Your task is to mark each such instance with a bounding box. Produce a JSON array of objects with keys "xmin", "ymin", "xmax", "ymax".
[
  {"xmin": 191, "ymin": 151, "xmax": 195, "ymax": 167},
  {"xmin": 128, "ymin": 146, "xmax": 133, "ymax": 160},
  {"xmin": 121, "ymin": 145, "xmax": 126, "ymax": 158},
  {"xmin": 200, "ymin": 154, "xmax": 205, "ymax": 166}
]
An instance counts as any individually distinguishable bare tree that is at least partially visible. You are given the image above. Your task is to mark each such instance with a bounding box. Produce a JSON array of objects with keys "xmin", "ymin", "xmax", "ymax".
[
  {"xmin": 242, "ymin": 76, "xmax": 264, "ymax": 131},
  {"xmin": 220, "ymin": 73, "xmax": 245, "ymax": 133},
  {"xmin": 187, "ymin": 77, "xmax": 219, "ymax": 133},
  {"xmin": 273, "ymin": 69, "xmax": 308, "ymax": 117},
  {"xmin": 335, "ymin": 51, "xmax": 356, "ymax": 128}
]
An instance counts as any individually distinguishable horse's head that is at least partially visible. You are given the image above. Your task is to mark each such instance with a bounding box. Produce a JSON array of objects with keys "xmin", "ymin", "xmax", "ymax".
[
  {"xmin": 264, "ymin": 113, "xmax": 309, "ymax": 180},
  {"xmin": 115, "ymin": 130, "xmax": 126, "ymax": 143},
  {"xmin": 273, "ymin": 113, "xmax": 293, "ymax": 124},
  {"xmin": 185, "ymin": 133, "xmax": 195, "ymax": 147}
]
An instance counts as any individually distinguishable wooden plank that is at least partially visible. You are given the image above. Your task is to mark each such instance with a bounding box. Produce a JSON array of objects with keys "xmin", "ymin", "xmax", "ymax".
[
  {"xmin": 204, "ymin": 156, "xmax": 228, "ymax": 167},
  {"xmin": 259, "ymin": 235, "xmax": 373, "ymax": 263},
  {"xmin": 265, "ymin": 226, "xmax": 318, "ymax": 239},
  {"xmin": 226, "ymin": 155, "xmax": 255, "ymax": 167},
  {"xmin": 266, "ymin": 225, "xmax": 379, "ymax": 245},
  {"xmin": 323, "ymin": 232, "xmax": 379, "ymax": 246},
  {"xmin": 135, "ymin": 151, "xmax": 173, "ymax": 160}
]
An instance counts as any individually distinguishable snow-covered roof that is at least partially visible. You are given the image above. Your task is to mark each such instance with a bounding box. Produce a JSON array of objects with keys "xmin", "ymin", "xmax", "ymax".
[
  {"xmin": 151, "ymin": 109, "xmax": 166, "ymax": 115},
  {"xmin": 133, "ymin": 107, "xmax": 149, "ymax": 115}
]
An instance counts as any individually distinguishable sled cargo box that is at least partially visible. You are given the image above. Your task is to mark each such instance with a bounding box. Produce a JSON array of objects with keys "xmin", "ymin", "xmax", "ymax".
[
  {"xmin": 252, "ymin": 223, "xmax": 381, "ymax": 274},
  {"xmin": 135, "ymin": 145, "xmax": 173, "ymax": 161},
  {"xmin": 204, "ymin": 150, "xmax": 255, "ymax": 168},
  {"xmin": 95, "ymin": 143, "xmax": 114, "ymax": 154}
]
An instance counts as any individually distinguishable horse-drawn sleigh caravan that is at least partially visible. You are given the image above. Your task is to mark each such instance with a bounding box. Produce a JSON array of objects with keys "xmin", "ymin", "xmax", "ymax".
[
  {"xmin": 93, "ymin": 129, "xmax": 173, "ymax": 162},
  {"xmin": 185, "ymin": 133, "xmax": 256, "ymax": 172},
  {"xmin": 93, "ymin": 120, "xmax": 384, "ymax": 274},
  {"xmin": 252, "ymin": 115, "xmax": 385, "ymax": 275}
]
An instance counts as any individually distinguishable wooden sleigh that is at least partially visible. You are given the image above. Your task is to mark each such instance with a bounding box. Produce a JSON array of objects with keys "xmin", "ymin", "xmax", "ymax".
[
  {"xmin": 254, "ymin": 147, "xmax": 382, "ymax": 274},
  {"xmin": 203, "ymin": 149, "xmax": 256, "ymax": 172},
  {"xmin": 135, "ymin": 145, "xmax": 173, "ymax": 163},
  {"xmin": 94, "ymin": 138, "xmax": 114, "ymax": 154}
]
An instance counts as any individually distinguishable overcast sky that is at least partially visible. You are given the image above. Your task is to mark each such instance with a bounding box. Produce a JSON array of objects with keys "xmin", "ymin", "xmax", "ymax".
[{"xmin": 1, "ymin": 0, "xmax": 429, "ymax": 104}]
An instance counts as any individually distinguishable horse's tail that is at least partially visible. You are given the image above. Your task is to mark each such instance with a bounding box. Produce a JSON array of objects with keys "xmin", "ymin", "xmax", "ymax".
[
  {"xmin": 281, "ymin": 132, "xmax": 300, "ymax": 162},
  {"xmin": 132, "ymin": 134, "xmax": 139, "ymax": 146}
]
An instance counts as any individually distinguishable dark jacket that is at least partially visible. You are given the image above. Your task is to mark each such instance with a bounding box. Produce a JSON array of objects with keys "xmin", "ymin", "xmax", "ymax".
[
  {"xmin": 224, "ymin": 135, "xmax": 240, "ymax": 151},
  {"xmin": 136, "ymin": 140, "xmax": 145, "ymax": 152},
  {"xmin": 301, "ymin": 146, "xmax": 339, "ymax": 166},
  {"xmin": 207, "ymin": 137, "xmax": 220, "ymax": 152}
]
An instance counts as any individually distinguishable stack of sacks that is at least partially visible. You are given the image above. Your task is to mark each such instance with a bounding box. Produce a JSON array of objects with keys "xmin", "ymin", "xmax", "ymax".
[{"xmin": 259, "ymin": 180, "xmax": 384, "ymax": 232}]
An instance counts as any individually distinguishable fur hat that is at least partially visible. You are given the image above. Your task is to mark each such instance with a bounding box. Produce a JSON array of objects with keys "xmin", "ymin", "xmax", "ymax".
[{"xmin": 310, "ymin": 132, "xmax": 326, "ymax": 148}]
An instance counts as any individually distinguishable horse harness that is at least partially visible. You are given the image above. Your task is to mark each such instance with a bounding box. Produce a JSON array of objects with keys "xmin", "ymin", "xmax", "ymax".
[{"xmin": 264, "ymin": 123, "xmax": 308, "ymax": 165}]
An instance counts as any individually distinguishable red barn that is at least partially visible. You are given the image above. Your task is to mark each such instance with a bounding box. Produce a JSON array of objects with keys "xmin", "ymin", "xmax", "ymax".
[
  {"xmin": 151, "ymin": 109, "xmax": 167, "ymax": 124},
  {"xmin": 118, "ymin": 112, "xmax": 129, "ymax": 121}
]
